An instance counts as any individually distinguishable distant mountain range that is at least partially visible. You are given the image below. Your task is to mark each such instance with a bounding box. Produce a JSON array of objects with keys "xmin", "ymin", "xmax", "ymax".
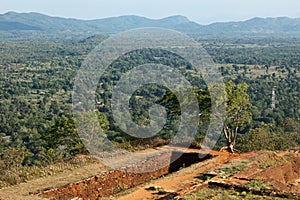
[{"xmin": 1, "ymin": 12, "xmax": 300, "ymax": 39}]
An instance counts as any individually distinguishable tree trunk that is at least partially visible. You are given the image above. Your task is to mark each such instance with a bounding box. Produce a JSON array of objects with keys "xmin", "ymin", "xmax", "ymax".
[
  {"xmin": 228, "ymin": 141, "xmax": 235, "ymax": 153},
  {"xmin": 220, "ymin": 141, "xmax": 235, "ymax": 153}
]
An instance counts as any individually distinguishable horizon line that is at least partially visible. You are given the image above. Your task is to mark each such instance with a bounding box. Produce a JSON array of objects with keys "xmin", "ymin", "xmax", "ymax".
[{"xmin": 1, "ymin": 10, "xmax": 299, "ymax": 26}]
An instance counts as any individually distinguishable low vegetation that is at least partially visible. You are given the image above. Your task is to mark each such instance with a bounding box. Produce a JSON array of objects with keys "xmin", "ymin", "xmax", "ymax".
[
  {"xmin": 0, "ymin": 33, "xmax": 299, "ymax": 189},
  {"xmin": 184, "ymin": 187, "xmax": 291, "ymax": 200},
  {"xmin": 217, "ymin": 161, "xmax": 248, "ymax": 178},
  {"xmin": 0, "ymin": 155, "xmax": 96, "ymax": 188}
]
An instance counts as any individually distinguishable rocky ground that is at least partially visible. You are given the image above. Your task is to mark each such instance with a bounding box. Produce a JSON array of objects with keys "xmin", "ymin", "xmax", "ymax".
[{"xmin": 0, "ymin": 147, "xmax": 300, "ymax": 200}]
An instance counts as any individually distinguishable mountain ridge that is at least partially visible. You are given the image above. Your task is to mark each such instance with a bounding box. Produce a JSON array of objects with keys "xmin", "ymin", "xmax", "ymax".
[{"xmin": 0, "ymin": 12, "xmax": 300, "ymax": 39}]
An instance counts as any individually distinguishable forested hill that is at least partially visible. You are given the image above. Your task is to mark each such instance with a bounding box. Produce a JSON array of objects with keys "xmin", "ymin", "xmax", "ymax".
[
  {"xmin": 1, "ymin": 12, "xmax": 300, "ymax": 40},
  {"xmin": 0, "ymin": 12, "xmax": 202, "ymax": 34},
  {"xmin": 204, "ymin": 17, "xmax": 300, "ymax": 34}
]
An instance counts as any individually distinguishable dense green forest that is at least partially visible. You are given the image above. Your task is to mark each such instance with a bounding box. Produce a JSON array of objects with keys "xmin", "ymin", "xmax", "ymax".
[{"xmin": 0, "ymin": 34, "xmax": 299, "ymax": 186}]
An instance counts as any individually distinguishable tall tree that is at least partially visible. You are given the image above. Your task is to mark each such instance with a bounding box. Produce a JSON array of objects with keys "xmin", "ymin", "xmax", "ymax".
[{"xmin": 221, "ymin": 81, "xmax": 252, "ymax": 153}]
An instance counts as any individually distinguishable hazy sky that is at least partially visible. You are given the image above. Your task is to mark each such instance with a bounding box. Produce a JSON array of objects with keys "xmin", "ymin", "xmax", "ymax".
[{"xmin": 1, "ymin": 0, "xmax": 300, "ymax": 24}]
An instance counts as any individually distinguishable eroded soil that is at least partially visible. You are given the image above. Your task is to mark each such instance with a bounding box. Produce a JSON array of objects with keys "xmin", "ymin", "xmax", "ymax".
[{"xmin": 1, "ymin": 147, "xmax": 300, "ymax": 200}]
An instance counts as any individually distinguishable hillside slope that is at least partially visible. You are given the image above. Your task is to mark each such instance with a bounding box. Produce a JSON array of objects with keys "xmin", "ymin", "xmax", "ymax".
[{"xmin": 1, "ymin": 12, "xmax": 300, "ymax": 39}]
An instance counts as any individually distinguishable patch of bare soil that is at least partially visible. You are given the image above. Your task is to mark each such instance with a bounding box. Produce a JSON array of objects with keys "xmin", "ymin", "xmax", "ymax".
[
  {"xmin": 117, "ymin": 150, "xmax": 253, "ymax": 200},
  {"xmin": 117, "ymin": 150, "xmax": 300, "ymax": 200},
  {"xmin": 38, "ymin": 147, "xmax": 214, "ymax": 199},
  {"xmin": 204, "ymin": 151, "xmax": 300, "ymax": 199},
  {"xmin": 250, "ymin": 155, "xmax": 300, "ymax": 193},
  {"xmin": 1, "ymin": 148, "xmax": 299, "ymax": 200},
  {"xmin": 0, "ymin": 161, "xmax": 106, "ymax": 200}
]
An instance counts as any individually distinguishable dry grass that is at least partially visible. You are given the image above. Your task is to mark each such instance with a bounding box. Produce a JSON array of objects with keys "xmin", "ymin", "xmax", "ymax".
[
  {"xmin": 0, "ymin": 156, "xmax": 106, "ymax": 200},
  {"xmin": 184, "ymin": 187, "xmax": 290, "ymax": 200}
]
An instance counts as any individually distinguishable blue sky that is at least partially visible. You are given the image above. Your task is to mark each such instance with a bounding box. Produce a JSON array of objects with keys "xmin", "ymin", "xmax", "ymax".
[{"xmin": 1, "ymin": 0, "xmax": 300, "ymax": 24}]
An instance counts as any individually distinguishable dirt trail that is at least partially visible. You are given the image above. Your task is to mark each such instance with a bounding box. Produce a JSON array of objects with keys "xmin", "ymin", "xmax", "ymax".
[
  {"xmin": 0, "ymin": 146, "xmax": 199, "ymax": 200},
  {"xmin": 0, "ymin": 163, "xmax": 106, "ymax": 200},
  {"xmin": 0, "ymin": 146, "xmax": 232, "ymax": 200},
  {"xmin": 117, "ymin": 150, "xmax": 258, "ymax": 200},
  {"xmin": 0, "ymin": 147, "xmax": 292, "ymax": 200},
  {"xmin": 38, "ymin": 146, "xmax": 216, "ymax": 199}
]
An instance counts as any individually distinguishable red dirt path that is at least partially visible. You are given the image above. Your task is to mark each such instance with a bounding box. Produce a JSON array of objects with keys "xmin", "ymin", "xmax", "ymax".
[{"xmin": 1, "ymin": 147, "xmax": 299, "ymax": 200}]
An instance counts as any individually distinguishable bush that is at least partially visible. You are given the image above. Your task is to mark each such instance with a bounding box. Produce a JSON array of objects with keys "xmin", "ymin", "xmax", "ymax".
[{"xmin": 236, "ymin": 124, "xmax": 297, "ymax": 152}]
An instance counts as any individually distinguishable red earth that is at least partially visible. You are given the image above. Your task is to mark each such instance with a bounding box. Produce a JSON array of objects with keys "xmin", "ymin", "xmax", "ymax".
[{"xmin": 1, "ymin": 146, "xmax": 300, "ymax": 200}]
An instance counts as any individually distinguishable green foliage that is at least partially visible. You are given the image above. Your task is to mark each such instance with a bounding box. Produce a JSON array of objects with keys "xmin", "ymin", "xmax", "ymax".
[
  {"xmin": 95, "ymin": 48, "xmax": 206, "ymax": 143},
  {"xmin": 0, "ymin": 147, "xmax": 27, "ymax": 171},
  {"xmin": 114, "ymin": 184, "xmax": 126, "ymax": 193},
  {"xmin": 236, "ymin": 124, "xmax": 297, "ymax": 152},
  {"xmin": 244, "ymin": 180, "xmax": 271, "ymax": 191},
  {"xmin": 222, "ymin": 81, "xmax": 252, "ymax": 152},
  {"xmin": 278, "ymin": 118, "xmax": 300, "ymax": 133},
  {"xmin": 218, "ymin": 162, "xmax": 248, "ymax": 178},
  {"xmin": 258, "ymin": 160, "xmax": 279, "ymax": 169},
  {"xmin": 0, "ymin": 34, "xmax": 299, "ymax": 177},
  {"xmin": 196, "ymin": 173, "xmax": 215, "ymax": 181},
  {"xmin": 43, "ymin": 117, "xmax": 86, "ymax": 159},
  {"xmin": 225, "ymin": 81, "xmax": 252, "ymax": 128}
]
